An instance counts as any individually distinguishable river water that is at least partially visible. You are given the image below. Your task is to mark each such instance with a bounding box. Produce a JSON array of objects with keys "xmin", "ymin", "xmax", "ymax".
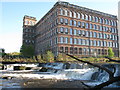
[{"xmin": 1, "ymin": 62, "xmax": 120, "ymax": 89}]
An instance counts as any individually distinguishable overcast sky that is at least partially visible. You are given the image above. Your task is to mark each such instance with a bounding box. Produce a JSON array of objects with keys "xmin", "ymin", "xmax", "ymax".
[{"xmin": 0, "ymin": 0, "xmax": 120, "ymax": 53}]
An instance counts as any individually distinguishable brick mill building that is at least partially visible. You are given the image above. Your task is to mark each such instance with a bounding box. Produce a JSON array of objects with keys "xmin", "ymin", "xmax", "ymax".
[{"xmin": 22, "ymin": 1, "xmax": 119, "ymax": 57}]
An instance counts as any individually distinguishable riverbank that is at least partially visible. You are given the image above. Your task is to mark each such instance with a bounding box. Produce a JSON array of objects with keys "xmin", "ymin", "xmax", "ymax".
[{"xmin": 20, "ymin": 79, "xmax": 87, "ymax": 89}]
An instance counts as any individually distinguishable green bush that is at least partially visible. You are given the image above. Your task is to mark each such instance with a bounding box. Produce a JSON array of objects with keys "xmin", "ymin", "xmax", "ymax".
[{"xmin": 108, "ymin": 48, "xmax": 114, "ymax": 58}]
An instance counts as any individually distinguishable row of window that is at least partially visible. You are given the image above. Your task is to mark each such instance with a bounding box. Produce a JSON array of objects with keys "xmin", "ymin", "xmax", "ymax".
[
  {"xmin": 59, "ymin": 8, "xmax": 117, "ymax": 26},
  {"xmin": 23, "ymin": 34, "xmax": 34, "ymax": 38},
  {"xmin": 60, "ymin": 18, "xmax": 117, "ymax": 33},
  {"xmin": 59, "ymin": 37, "xmax": 118, "ymax": 48},
  {"xmin": 59, "ymin": 27, "xmax": 118, "ymax": 40},
  {"xmin": 23, "ymin": 29, "xmax": 35, "ymax": 33},
  {"xmin": 59, "ymin": 47, "xmax": 108, "ymax": 55},
  {"xmin": 25, "ymin": 20, "xmax": 36, "ymax": 26},
  {"xmin": 24, "ymin": 40, "xmax": 34, "ymax": 44}
]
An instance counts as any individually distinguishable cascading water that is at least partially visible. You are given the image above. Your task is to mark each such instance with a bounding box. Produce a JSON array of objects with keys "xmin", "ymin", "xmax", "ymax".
[
  {"xmin": 42, "ymin": 62, "xmax": 98, "ymax": 80},
  {"xmin": 2, "ymin": 62, "xmax": 120, "ymax": 88},
  {"xmin": 42, "ymin": 62, "xmax": 120, "ymax": 87},
  {"xmin": 90, "ymin": 64, "xmax": 120, "ymax": 87}
]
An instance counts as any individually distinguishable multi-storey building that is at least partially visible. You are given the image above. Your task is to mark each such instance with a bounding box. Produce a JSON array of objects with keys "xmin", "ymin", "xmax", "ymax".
[
  {"xmin": 22, "ymin": 15, "xmax": 37, "ymax": 45},
  {"xmin": 23, "ymin": 1, "xmax": 119, "ymax": 57}
]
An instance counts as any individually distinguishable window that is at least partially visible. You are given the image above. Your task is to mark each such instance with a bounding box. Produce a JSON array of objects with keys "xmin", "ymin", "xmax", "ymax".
[
  {"xmin": 78, "ymin": 30, "xmax": 81, "ymax": 35},
  {"xmin": 89, "ymin": 15, "xmax": 92, "ymax": 21},
  {"xmin": 25, "ymin": 20, "xmax": 29, "ymax": 25},
  {"xmin": 97, "ymin": 41, "xmax": 101, "ymax": 46},
  {"xmin": 74, "ymin": 29, "xmax": 77, "ymax": 35},
  {"xmin": 93, "ymin": 40, "xmax": 97, "ymax": 46},
  {"xmin": 64, "ymin": 9, "xmax": 68, "ymax": 16},
  {"xmin": 77, "ymin": 12, "xmax": 80, "ymax": 19},
  {"xmin": 60, "ymin": 8, "xmax": 64, "ymax": 15},
  {"xmin": 85, "ymin": 14, "xmax": 88, "ymax": 20},
  {"xmin": 70, "ymin": 20, "xmax": 73, "ymax": 26},
  {"xmin": 99, "ymin": 33, "xmax": 102, "ymax": 39},
  {"xmin": 60, "ymin": 37, "xmax": 64, "ymax": 43},
  {"xmin": 99, "ymin": 25, "xmax": 102, "ymax": 31},
  {"xmin": 74, "ymin": 48, "xmax": 78, "ymax": 54},
  {"xmin": 92, "ymin": 16, "xmax": 95, "ymax": 22},
  {"xmin": 98, "ymin": 49, "xmax": 101, "ymax": 54},
  {"xmin": 64, "ymin": 19, "xmax": 68, "ymax": 24},
  {"xmin": 65, "ymin": 28, "xmax": 68, "ymax": 34},
  {"xmin": 82, "ymin": 39, "xmax": 86, "ymax": 45},
  {"xmin": 95, "ymin": 17, "xmax": 98, "ymax": 22},
  {"xmin": 82, "ymin": 30, "xmax": 85, "ymax": 36},
  {"xmin": 113, "ymin": 42, "xmax": 115, "ymax": 47},
  {"xmin": 99, "ymin": 18, "xmax": 103, "ymax": 23},
  {"xmin": 103, "ymin": 26, "xmax": 106, "ymax": 32},
  {"xmin": 78, "ymin": 39, "xmax": 82, "ymax": 45},
  {"xmin": 82, "ymin": 22, "xmax": 85, "ymax": 28},
  {"xmin": 74, "ymin": 20, "xmax": 77, "ymax": 26},
  {"xmin": 65, "ymin": 37, "xmax": 68, "ymax": 43},
  {"xmin": 69, "ymin": 10, "xmax": 72, "ymax": 17},
  {"xmin": 81, "ymin": 13, "xmax": 84, "ymax": 19},
  {"xmin": 104, "ymin": 41, "xmax": 107, "ymax": 47},
  {"xmin": 70, "ymin": 47, "xmax": 73, "ymax": 54},
  {"xmin": 83, "ymin": 48, "xmax": 87, "ymax": 55},
  {"xmin": 105, "ymin": 19, "xmax": 108, "ymax": 25},
  {"xmin": 70, "ymin": 38, "xmax": 73, "ymax": 44},
  {"xmin": 90, "ymin": 40, "xmax": 93, "ymax": 46},
  {"xmin": 114, "ymin": 21, "xmax": 117, "ymax": 26},
  {"xmin": 65, "ymin": 47, "xmax": 68, "ymax": 53},
  {"xmin": 79, "ymin": 48, "xmax": 82, "ymax": 54},
  {"xmin": 60, "ymin": 18, "xmax": 64, "ymax": 24},
  {"xmin": 30, "ymin": 21, "xmax": 32, "ymax": 25},
  {"xmin": 60, "ymin": 27, "xmax": 64, "ymax": 33},
  {"xmin": 60, "ymin": 47, "xmax": 64, "ymax": 52},
  {"xmin": 90, "ymin": 24, "xmax": 92, "ymax": 29},
  {"xmin": 86, "ymin": 40, "xmax": 89, "ymax": 45},
  {"xmin": 103, "ymin": 34, "xmax": 107, "ymax": 39},
  {"xmin": 73, "ymin": 12, "xmax": 76, "ymax": 18},
  {"xmin": 115, "ymin": 43, "xmax": 118, "ymax": 48},
  {"xmin": 90, "ymin": 32, "xmax": 93, "ymax": 37},
  {"xmin": 74, "ymin": 38, "xmax": 77, "ymax": 44},
  {"xmin": 93, "ymin": 32, "xmax": 97, "ymax": 38},
  {"xmin": 86, "ymin": 23, "xmax": 89, "ymax": 29},
  {"xmin": 78, "ymin": 21, "xmax": 81, "ymax": 27},
  {"xmin": 86, "ymin": 31, "xmax": 89, "ymax": 37},
  {"xmin": 94, "ymin": 24, "xmax": 97, "ymax": 30},
  {"xmin": 70, "ymin": 28, "xmax": 73, "ymax": 35}
]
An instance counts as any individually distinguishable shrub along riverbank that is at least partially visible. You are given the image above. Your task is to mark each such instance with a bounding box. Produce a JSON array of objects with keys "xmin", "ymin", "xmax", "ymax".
[{"xmin": 1, "ymin": 56, "xmax": 120, "ymax": 63}]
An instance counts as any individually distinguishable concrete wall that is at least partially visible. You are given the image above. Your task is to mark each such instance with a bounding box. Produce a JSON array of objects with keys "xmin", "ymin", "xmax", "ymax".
[{"xmin": 118, "ymin": 1, "xmax": 120, "ymax": 57}]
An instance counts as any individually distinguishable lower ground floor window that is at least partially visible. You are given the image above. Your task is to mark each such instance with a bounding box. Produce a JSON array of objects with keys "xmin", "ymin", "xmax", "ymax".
[{"xmin": 58, "ymin": 47, "xmax": 118, "ymax": 57}]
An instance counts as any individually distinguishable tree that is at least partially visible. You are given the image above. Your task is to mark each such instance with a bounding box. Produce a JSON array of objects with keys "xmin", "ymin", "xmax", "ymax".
[
  {"xmin": 20, "ymin": 44, "xmax": 34, "ymax": 57},
  {"xmin": 45, "ymin": 51, "xmax": 54, "ymax": 62},
  {"xmin": 108, "ymin": 48, "xmax": 114, "ymax": 58}
]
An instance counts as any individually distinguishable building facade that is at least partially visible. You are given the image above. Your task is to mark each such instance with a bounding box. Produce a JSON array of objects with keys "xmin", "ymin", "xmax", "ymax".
[
  {"xmin": 22, "ymin": 15, "xmax": 37, "ymax": 45},
  {"xmin": 23, "ymin": 1, "xmax": 119, "ymax": 57},
  {"xmin": 118, "ymin": 1, "xmax": 120, "ymax": 57}
]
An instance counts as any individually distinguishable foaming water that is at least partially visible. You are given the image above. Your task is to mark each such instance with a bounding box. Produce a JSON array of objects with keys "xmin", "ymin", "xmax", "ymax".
[{"xmin": 1, "ymin": 63, "xmax": 120, "ymax": 88}]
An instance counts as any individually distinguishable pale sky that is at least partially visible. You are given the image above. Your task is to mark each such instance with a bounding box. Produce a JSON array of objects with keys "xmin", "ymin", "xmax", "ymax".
[{"xmin": 0, "ymin": 0, "xmax": 120, "ymax": 53}]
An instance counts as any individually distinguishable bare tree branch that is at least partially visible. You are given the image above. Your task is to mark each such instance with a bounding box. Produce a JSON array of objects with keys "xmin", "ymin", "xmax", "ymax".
[
  {"xmin": 93, "ymin": 76, "xmax": 120, "ymax": 89},
  {"xmin": 105, "ymin": 57, "xmax": 120, "ymax": 63},
  {"xmin": 59, "ymin": 52, "xmax": 120, "ymax": 89}
]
